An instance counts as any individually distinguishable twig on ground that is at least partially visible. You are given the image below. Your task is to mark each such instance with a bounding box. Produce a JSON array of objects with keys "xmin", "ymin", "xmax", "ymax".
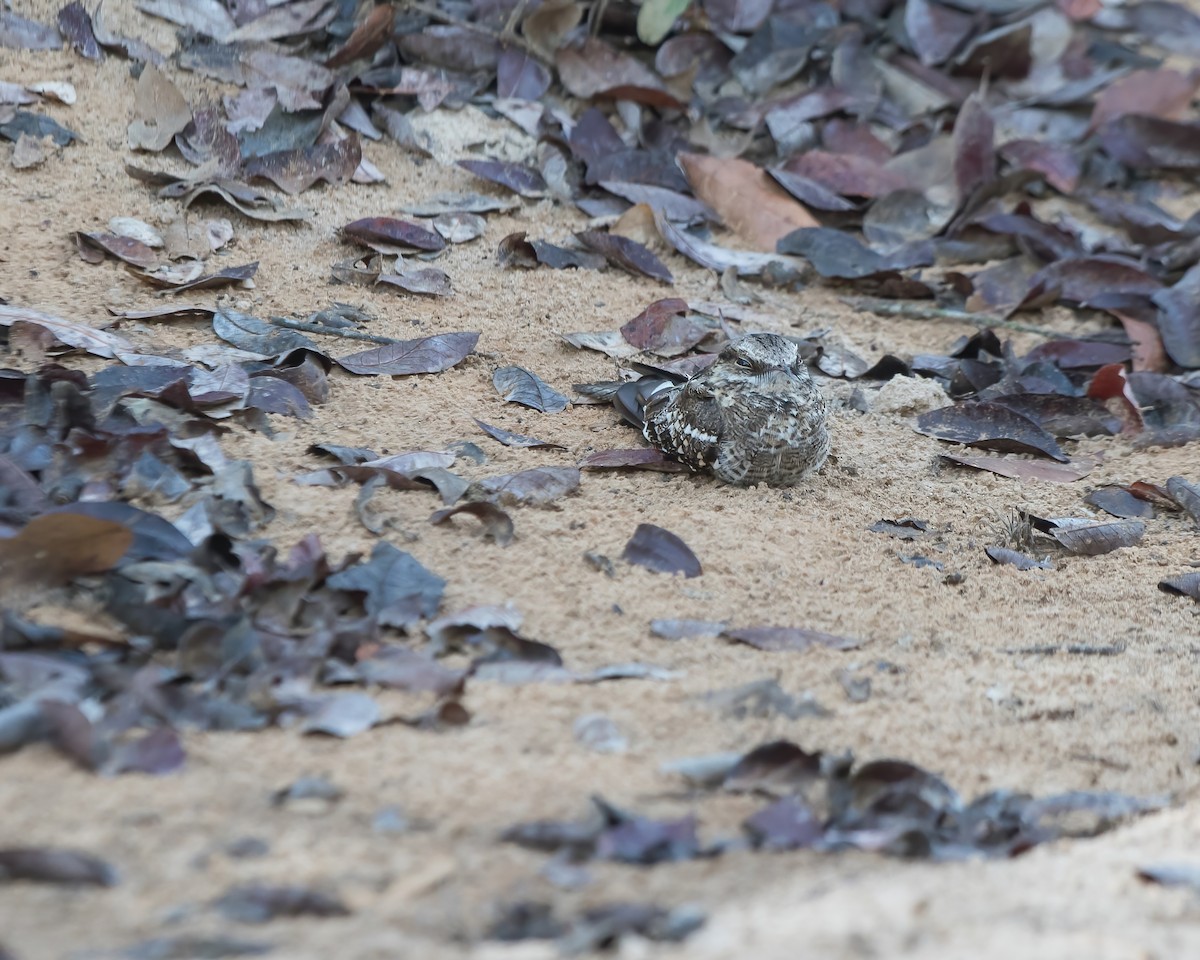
[
  {"xmin": 268, "ymin": 316, "xmax": 403, "ymax": 345},
  {"xmin": 843, "ymin": 297, "xmax": 1124, "ymax": 342}
]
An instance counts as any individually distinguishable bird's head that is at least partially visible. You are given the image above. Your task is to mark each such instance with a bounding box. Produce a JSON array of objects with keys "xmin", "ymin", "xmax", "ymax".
[{"xmin": 710, "ymin": 334, "xmax": 812, "ymax": 393}]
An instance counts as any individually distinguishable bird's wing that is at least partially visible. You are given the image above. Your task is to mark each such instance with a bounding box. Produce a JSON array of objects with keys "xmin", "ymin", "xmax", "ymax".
[{"xmin": 643, "ymin": 379, "xmax": 725, "ymax": 471}]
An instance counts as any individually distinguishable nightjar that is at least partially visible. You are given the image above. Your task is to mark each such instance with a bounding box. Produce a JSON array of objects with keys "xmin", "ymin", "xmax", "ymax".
[{"xmin": 613, "ymin": 333, "xmax": 830, "ymax": 487}]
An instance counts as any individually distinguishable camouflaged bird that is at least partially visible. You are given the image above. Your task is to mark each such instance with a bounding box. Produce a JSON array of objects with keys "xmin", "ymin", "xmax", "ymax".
[{"xmin": 613, "ymin": 333, "xmax": 830, "ymax": 487}]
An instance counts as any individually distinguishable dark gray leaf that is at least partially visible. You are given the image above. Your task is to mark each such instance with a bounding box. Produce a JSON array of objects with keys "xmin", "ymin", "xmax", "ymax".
[
  {"xmin": 622, "ymin": 523, "xmax": 701, "ymax": 577},
  {"xmin": 336, "ymin": 332, "xmax": 478, "ymax": 376},
  {"xmin": 213, "ymin": 309, "xmax": 317, "ymax": 356},
  {"xmin": 302, "ymin": 693, "xmax": 381, "ymax": 738},
  {"xmin": 917, "ymin": 403, "xmax": 1068, "ymax": 461},
  {"xmin": 1049, "ymin": 519, "xmax": 1145, "ymax": 555},
  {"xmin": 457, "ymin": 159, "xmax": 546, "ymax": 198},
  {"xmin": 468, "ymin": 467, "xmax": 581, "ymax": 507},
  {"xmin": 215, "ymin": 884, "xmax": 350, "ymax": 923},
  {"xmin": 326, "ymin": 542, "xmax": 445, "ymax": 628},
  {"xmin": 0, "ymin": 847, "xmax": 116, "ymax": 886},
  {"xmin": 1159, "ymin": 572, "xmax": 1200, "ymax": 600},
  {"xmin": 722, "ymin": 626, "xmax": 863, "ymax": 651},
  {"xmin": 474, "ymin": 419, "xmax": 564, "ymax": 449},
  {"xmin": 985, "ymin": 546, "xmax": 1052, "ymax": 570},
  {"xmin": 492, "ymin": 365, "xmax": 569, "ymax": 413}
]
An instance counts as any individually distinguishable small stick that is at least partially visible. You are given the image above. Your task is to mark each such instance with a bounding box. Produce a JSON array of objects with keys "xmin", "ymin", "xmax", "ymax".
[
  {"xmin": 843, "ymin": 297, "xmax": 1121, "ymax": 342},
  {"xmin": 401, "ymin": 0, "xmax": 542, "ymax": 57},
  {"xmin": 268, "ymin": 316, "xmax": 404, "ymax": 345}
]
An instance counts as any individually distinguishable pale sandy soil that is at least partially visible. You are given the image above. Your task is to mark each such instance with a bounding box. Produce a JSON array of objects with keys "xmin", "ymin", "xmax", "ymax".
[{"xmin": 2, "ymin": 3, "xmax": 1200, "ymax": 957}]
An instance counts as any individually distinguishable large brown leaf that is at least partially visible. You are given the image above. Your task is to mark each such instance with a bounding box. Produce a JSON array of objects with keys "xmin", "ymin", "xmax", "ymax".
[{"xmin": 678, "ymin": 153, "xmax": 817, "ymax": 251}]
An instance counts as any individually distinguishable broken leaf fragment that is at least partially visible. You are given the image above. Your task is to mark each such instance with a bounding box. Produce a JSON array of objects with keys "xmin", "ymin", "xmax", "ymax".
[{"xmin": 622, "ymin": 523, "xmax": 701, "ymax": 577}]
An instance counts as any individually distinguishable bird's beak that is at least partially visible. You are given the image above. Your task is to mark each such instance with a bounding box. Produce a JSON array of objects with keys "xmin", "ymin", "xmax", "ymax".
[{"xmin": 765, "ymin": 367, "xmax": 801, "ymax": 389}]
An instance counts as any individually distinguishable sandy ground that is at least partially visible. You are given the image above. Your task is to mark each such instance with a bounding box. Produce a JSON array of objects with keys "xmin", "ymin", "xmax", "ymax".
[{"xmin": 3, "ymin": 4, "xmax": 1200, "ymax": 957}]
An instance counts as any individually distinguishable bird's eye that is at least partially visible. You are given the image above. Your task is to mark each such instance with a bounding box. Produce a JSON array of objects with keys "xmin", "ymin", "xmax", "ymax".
[{"xmin": 736, "ymin": 357, "xmax": 753, "ymax": 369}]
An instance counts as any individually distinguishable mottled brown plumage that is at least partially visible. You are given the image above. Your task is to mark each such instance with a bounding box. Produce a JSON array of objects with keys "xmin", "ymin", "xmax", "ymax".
[{"xmin": 618, "ymin": 333, "xmax": 830, "ymax": 487}]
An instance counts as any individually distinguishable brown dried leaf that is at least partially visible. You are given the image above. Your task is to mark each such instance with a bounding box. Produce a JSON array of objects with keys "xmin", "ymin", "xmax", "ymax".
[
  {"xmin": 678, "ymin": 153, "xmax": 818, "ymax": 251},
  {"xmin": 1090, "ymin": 68, "xmax": 1200, "ymax": 131},
  {"xmin": 0, "ymin": 305, "xmax": 136, "ymax": 358},
  {"xmin": 0, "ymin": 513, "xmax": 133, "ymax": 590},
  {"xmin": 127, "ymin": 64, "xmax": 190, "ymax": 152},
  {"xmin": 940, "ymin": 452, "xmax": 1092, "ymax": 482},
  {"xmin": 325, "ymin": 4, "xmax": 394, "ymax": 67},
  {"xmin": 430, "ymin": 502, "xmax": 514, "ymax": 545},
  {"xmin": 579, "ymin": 448, "xmax": 689, "ymax": 472},
  {"xmin": 556, "ymin": 37, "xmax": 682, "ymax": 109},
  {"xmin": 74, "ymin": 231, "xmax": 159, "ymax": 268}
]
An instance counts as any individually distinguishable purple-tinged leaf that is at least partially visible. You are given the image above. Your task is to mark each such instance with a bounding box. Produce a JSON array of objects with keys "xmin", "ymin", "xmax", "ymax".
[
  {"xmin": 1151, "ymin": 263, "xmax": 1200, "ymax": 368},
  {"xmin": 576, "ymin": 230, "xmax": 673, "ymax": 284},
  {"xmin": 457, "ymin": 159, "xmax": 546, "ymax": 198},
  {"xmin": 580, "ymin": 449, "xmax": 689, "ymax": 472},
  {"xmin": 342, "ymin": 217, "xmax": 445, "ymax": 253},
  {"xmin": 953, "ymin": 91, "xmax": 996, "ymax": 201},
  {"xmin": 109, "ymin": 727, "xmax": 185, "ymax": 774},
  {"xmin": 905, "ymin": 0, "xmax": 977, "ymax": 66},
  {"xmin": 497, "ymin": 47, "xmax": 551, "ymax": 99},
  {"xmin": 744, "ymin": 796, "xmax": 823, "ymax": 850},
  {"xmin": 724, "ymin": 740, "xmax": 823, "ymax": 794},
  {"xmin": 57, "ymin": 2, "xmax": 102, "ymax": 59}
]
